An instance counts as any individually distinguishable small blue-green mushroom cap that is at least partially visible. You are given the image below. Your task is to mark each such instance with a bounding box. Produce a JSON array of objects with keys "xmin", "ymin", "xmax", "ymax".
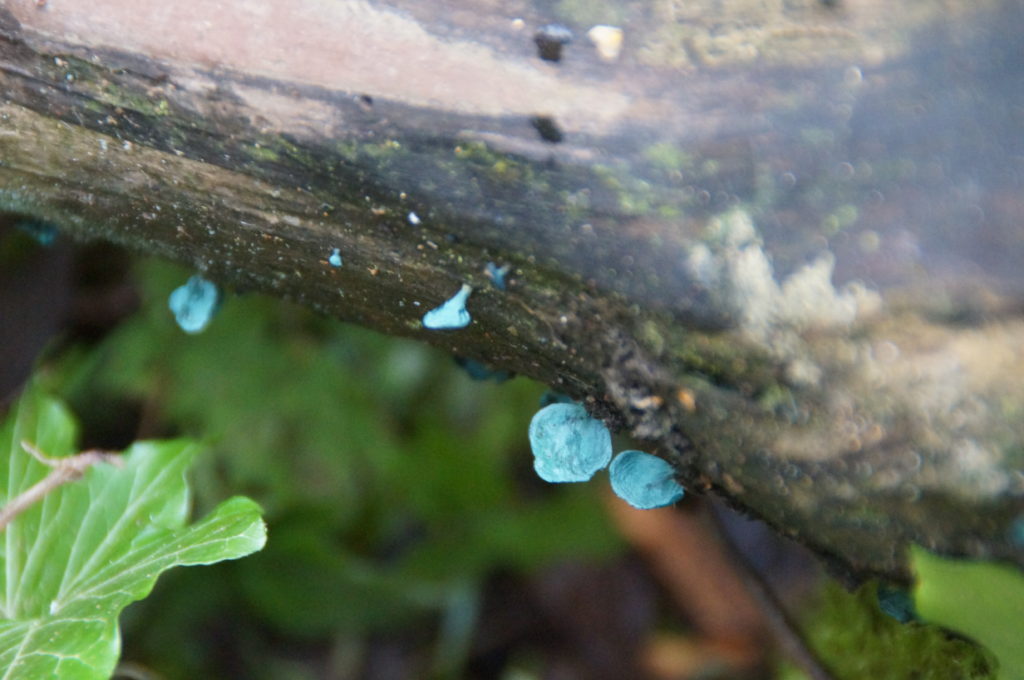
[
  {"xmin": 529, "ymin": 403, "xmax": 612, "ymax": 482},
  {"xmin": 15, "ymin": 219, "xmax": 59, "ymax": 246},
  {"xmin": 328, "ymin": 248, "xmax": 343, "ymax": 267},
  {"xmin": 423, "ymin": 283, "xmax": 472, "ymax": 330},
  {"xmin": 454, "ymin": 357, "xmax": 513, "ymax": 383},
  {"xmin": 484, "ymin": 262, "xmax": 509, "ymax": 291},
  {"xmin": 1009, "ymin": 515, "xmax": 1024, "ymax": 548},
  {"xmin": 168, "ymin": 275, "xmax": 221, "ymax": 334},
  {"xmin": 609, "ymin": 450, "xmax": 685, "ymax": 509},
  {"xmin": 876, "ymin": 583, "xmax": 917, "ymax": 624},
  {"xmin": 538, "ymin": 390, "xmax": 575, "ymax": 407}
]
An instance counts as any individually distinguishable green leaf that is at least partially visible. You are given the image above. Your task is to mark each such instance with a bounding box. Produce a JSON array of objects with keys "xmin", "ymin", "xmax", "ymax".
[
  {"xmin": 912, "ymin": 546, "xmax": 1024, "ymax": 680},
  {"xmin": 0, "ymin": 390, "xmax": 266, "ymax": 680}
]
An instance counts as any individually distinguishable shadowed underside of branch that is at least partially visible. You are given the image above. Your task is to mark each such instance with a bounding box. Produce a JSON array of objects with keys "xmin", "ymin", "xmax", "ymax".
[{"xmin": 1, "ymin": 0, "xmax": 1022, "ymax": 581}]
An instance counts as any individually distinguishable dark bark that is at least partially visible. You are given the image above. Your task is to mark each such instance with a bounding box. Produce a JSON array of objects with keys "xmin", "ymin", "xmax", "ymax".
[{"xmin": 2, "ymin": 0, "xmax": 1023, "ymax": 581}]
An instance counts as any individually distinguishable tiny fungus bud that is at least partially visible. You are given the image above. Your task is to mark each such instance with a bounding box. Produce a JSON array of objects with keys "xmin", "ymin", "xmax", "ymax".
[
  {"xmin": 609, "ymin": 450, "xmax": 684, "ymax": 509},
  {"xmin": 1009, "ymin": 515, "xmax": 1024, "ymax": 547},
  {"xmin": 328, "ymin": 248, "xmax": 343, "ymax": 267},
  {"xmin": 484, "ymin": 261, "xmax": 510, "ymax": 291},
  {"xmin": 529, "ymin": 403, "xmax": 612, "ymax": 482},
  {"xmin": 423, "ymin": 283, "xmax": 472, "ymax": 330},
  {"xmin": 539, "ymin": 391, "xmax": 575, "ymax": 407},
  {"xmin": 15, "ymin": 219, "xmax": 58, "ymax": 246},
  {"xmin": 454, "ymin": 357, "xmax": 513, "ymax": 382},
  {"xmin": 876, "ymin": 583, "xmax": 917, "ymax": 623},
  {"xmin": 168, "ymin": 275, "xmax": 221, "ymax": 334}
]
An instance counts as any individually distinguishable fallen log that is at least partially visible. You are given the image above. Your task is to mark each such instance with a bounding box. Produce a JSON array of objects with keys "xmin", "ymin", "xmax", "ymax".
[{"xmin": 2, "ymin": 0, "xmax": 1022, "ymax": 580}]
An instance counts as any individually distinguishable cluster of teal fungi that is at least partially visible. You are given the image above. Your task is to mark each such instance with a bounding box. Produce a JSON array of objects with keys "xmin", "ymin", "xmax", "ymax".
[
  {"xmin": 164, "ymin": 248, "xmax": 680, "ymax": 513},
  {"xmin": 528, "ymin": 403, "xmax": 685, "ymax": 508}
]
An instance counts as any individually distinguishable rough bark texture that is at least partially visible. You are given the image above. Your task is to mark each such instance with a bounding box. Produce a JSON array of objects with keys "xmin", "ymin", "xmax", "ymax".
[{"xmin": 2, "ymin": 0, "xmax": 1022, "ymax": 581}]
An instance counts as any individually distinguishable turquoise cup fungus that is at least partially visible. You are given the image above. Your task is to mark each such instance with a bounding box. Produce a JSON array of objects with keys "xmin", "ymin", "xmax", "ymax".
[
  {"xmin": 168, "ymin": 275, "xmax": 221, "ymax": 334},
  {"xmin": 529, "ymin": 403, "xmax": 612, "ymax": 482},
  {"xmin": 609, "ymin": 450, "xmax": 685, "ymax": 509},
  {"xmin": 422, "ymin": 283, "xmax": 472, "ymax": 330},
  {"xmin": 328, "ymin": 248, "xmax": 343, "ymax": 267}
]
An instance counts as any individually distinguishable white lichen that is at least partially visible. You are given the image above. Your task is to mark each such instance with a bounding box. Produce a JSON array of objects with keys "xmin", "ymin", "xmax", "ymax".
[
  {"xmin": 686, "ymin": 208, "xmax": 881, "ymax": 386},
  {"xmin": 688, "ymin": 208, "xmax": 880, "ymax": 343}
]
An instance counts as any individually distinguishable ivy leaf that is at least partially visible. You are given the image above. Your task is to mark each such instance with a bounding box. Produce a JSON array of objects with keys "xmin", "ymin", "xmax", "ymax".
[
  {"xmin": 912, "ymin": 546, "xmax": 1024, "ymax": 680},
  {"xmin": 0, "ymin": 390, "xmax": 266, "ymax": 679}
]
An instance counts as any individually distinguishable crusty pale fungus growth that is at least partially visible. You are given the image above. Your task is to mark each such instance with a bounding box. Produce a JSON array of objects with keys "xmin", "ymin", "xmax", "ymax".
[
  {"xmin": 168, "ymin": 275, "xmax": 222, "ymax": 334},
  {"xmin": 609, "ymin": 449, "xmax": 685, "ymax": 509},
  {"xmin": 528, "ymin": 403, "xmax": 612, "ymax": 482}
]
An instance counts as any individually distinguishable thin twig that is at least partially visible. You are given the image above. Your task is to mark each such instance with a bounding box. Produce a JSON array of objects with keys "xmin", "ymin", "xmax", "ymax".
[
  {"xmin": 705, "ymin": 503, "xmax": 837, "ymax": 680},
  {"xmin": 0, "ymin": 441, "xmax": 122, "ymax": 532}
]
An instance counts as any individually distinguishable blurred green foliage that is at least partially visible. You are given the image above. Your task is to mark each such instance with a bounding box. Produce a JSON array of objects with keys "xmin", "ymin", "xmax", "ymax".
[
  {"xmin": 0, "ymin": 389, "xmax": 265, "ymax": 680},
  {"xmin": 913, "ymin": 547, "xmax": 1024, "ymax": 680},
  {"xmin": 780, "ymin": 580, "xmax": 995, "ymax": 680},
  {"xmin": 46, "ymin": 259, "xmax": 621, "ymax": 679}
]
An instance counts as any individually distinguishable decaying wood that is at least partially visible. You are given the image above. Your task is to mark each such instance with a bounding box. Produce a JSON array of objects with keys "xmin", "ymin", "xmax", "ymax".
[{"xmin": 1, "ymin": 0, "xmax": 1022, "ymax": 580}]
